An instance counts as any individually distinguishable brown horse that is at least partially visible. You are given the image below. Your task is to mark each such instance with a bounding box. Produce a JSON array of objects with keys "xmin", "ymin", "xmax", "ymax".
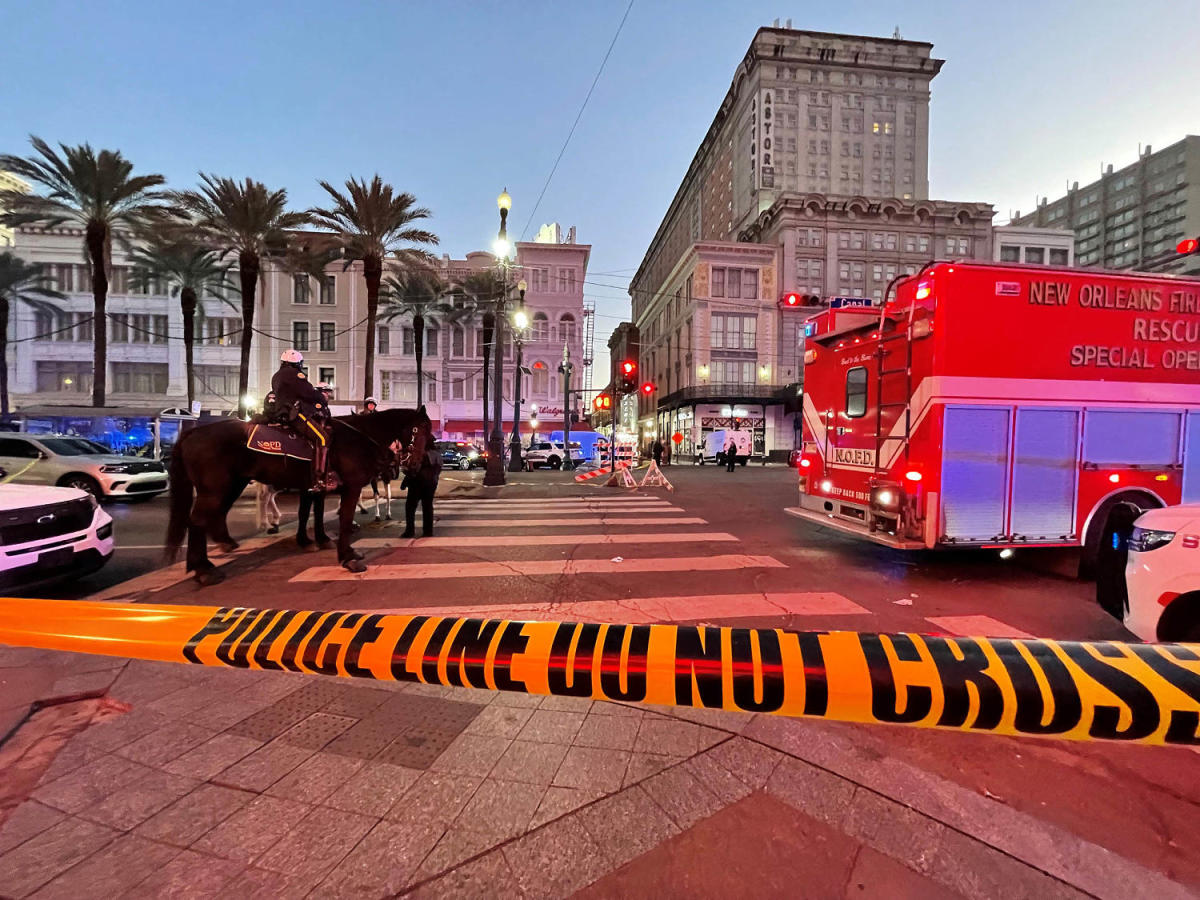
[{"xmin": 165, "ymin": 406, "xmax": 431, "ymax": 584}]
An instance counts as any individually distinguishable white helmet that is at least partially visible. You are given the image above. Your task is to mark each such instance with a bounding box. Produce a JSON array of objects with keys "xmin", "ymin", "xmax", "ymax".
[
  {"xmin": 364, "ymin": 396, "xmax": 378, "ymax": 405},
  {"xmin": 315, "ymin": 382, "xmax": 333, "ymax": 393},
  {"xmin": 280, "ymin": 348, "xmax": 303, "ymax": 364}
]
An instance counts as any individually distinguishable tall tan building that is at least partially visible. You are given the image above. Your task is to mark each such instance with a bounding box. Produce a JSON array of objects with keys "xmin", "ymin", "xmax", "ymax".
[{"xmin": 631, "ymin": 25, "xmax": 993, "ymax": 459}]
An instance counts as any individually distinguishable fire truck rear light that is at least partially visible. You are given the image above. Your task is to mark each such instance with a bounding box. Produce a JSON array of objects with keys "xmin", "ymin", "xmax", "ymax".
[
  {"xmin": 915, "ymin": 281, "xmax": 932, "ymax": 300},
  {"xmin": 1108, "ymin": 473, "xmax": 1120, "ymax": 483},
  {"xmin": 904, "ymin": 470, "xmax": 922, "ymax": 482},
  {"xmin": 800, "ymin": 458, "xmax": 811, "ymax": 468},
  {"xmin": 820, "ymin": 479, "xmax": 833, "ymax": 493},
  {"xmin": 911, "ymin": 320, "xmax": 933, "ymax": 339},
  {"xmin": 1155, "ymin": 474, "xmax": 1169, "ymax": 481},
  {"xmin": 804, "ymin": 349, "xmax": 817, "ymax": 364}
]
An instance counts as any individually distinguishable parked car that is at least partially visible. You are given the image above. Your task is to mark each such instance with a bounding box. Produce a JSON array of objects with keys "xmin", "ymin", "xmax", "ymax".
[
  {"xmin": 435, "ymin": 441, "xmax": 485, "ymax": 470},
  {"xmin": 0, "ymin": 480, "xmax": 114, "ymax": 590},
  {"xmin": 1122, "ymin": 503, "xmax": 1200, "ymax": 642},
  {"xmin": 523, "ymin": 441, "xmax": 585, "ymax": 470},
  {"xmin": 0, "ymin": 433, "xmax": 168, "ymax": 500}
]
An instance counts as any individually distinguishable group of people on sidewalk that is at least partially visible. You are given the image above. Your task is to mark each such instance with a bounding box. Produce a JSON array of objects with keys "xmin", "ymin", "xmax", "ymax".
[{"xmin": 259, "ymin": 348, "xmax": 442, "ymax": 539}]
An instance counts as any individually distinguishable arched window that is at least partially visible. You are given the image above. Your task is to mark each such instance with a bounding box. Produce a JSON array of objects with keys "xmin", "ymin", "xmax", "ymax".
[
  {"xmin": 531, "ymin": 361, "xmax": 549, "ymax": 397},
  {"xmin": 532, "ymin": 312, "xmax": 549, "ymax": 342},
  {"xmin": 559, "ymin": 313, "xmax": 576, "ymax": 344}
]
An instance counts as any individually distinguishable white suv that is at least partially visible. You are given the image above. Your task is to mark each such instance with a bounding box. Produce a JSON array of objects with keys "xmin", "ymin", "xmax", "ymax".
[
  {"xmin": 0, "ymin": 433, "xmax": 168, "ymax": 500},
  {"xmin": 1123, "ymin": 504, "xmax": 1200, "ymax": 643},
  {"xmin": 523, "ymin": 441, "xmax": 585, "ymax": 470},
  {"xmin": 0, "ymin": 482, "xmax": 114, "ymax": 590}
]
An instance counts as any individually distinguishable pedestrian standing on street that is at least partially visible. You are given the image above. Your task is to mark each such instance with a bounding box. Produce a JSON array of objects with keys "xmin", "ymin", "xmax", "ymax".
[
  {"xmin": 652, "ymin": 438, "xmax": 664, "ymax": 466},
  {"xmin": 725, "ymin": 438, "xmax": 737, "ymax": 472},
  {"xmin": 663, "ymin": 440, "xmax": 671, "ymax": 466},
  {"xmin": 401, "ymin": 441, "xmax": 443, "ymax": 538}
]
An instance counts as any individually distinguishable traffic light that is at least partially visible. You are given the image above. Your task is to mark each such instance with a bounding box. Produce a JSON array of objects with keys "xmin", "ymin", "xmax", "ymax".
[
  {"xmin": 640, "ymin": 382, "xmax": 655, "ymax": 396},
  {"xmin": 619, "ymin": 359, "xmax": 637, "ymax": 394},
  {"xmin": 780, "ymin": 291, "xmax": 801, "ymax": 308},
  {"xmin": 1178, "ymin": 237, "xmax": 1200, "ymax": 255}
]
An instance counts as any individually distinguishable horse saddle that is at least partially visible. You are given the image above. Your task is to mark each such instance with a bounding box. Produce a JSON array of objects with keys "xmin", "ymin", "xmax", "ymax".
[{"xmin": 246, "ymin": 423, "xmax": 314, "ymax": 461}]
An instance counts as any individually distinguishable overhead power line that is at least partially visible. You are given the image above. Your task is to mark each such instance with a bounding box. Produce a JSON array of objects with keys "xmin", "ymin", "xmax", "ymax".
[{"xmin": 519, "ymin": 0, "xmax": 636, "ymax": 240}]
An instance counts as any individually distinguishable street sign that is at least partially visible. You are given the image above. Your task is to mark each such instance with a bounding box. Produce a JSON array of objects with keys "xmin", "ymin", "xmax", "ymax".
[{"xmin": 829, "ymin": 296, "xmax": 873, "ymax": 309}]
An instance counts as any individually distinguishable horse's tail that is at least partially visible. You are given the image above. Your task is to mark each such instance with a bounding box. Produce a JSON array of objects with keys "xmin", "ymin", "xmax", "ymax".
[{"xmin": 164, "ymin": 441, "xmax": 193, "ymax": 563}]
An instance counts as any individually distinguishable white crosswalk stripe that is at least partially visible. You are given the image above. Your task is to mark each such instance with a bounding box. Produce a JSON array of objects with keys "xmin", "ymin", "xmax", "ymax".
[
  {"xmin": 354, "ymin": 532, "xmax": 739, "ymax": 548},
  {"xmin": 430, "ymin": 516, "xmax": 708, "ymax": 527}
]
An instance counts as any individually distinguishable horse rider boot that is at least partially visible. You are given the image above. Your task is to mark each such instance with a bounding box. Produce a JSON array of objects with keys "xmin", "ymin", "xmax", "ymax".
[{"xmin": 271, "ymin": 349, "xmax": 335, "ymax": 492}]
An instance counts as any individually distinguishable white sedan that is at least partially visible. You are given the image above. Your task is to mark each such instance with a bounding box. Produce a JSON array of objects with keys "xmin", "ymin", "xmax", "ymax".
[{"xmin": 1124, "ymin": 504, "xmax": 1200, "ymax": 642}]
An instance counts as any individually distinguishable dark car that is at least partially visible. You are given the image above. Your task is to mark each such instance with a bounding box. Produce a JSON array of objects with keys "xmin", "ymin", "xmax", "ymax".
[{"xmin": 435, "ymin": 441, "xmax": 485, "ymax": 470}]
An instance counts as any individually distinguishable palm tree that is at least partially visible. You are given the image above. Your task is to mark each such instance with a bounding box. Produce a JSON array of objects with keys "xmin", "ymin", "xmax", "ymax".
[
  {"xmin": 168, "ymin": 175, "xmax": 310, "ymax": 413},
  {"xmin": 380, "ymin": 268, "xmax": 449, "ymax": 408},
  {"xmin": 308, "ymin": 176, "xmax": 438, "ymax": 400},
  {"xmin": 0, "ymin": 253, "xmax": 65, "ymax": 416},
  {"xmin": 454, "ymin": 270, "xmax": 505, "ymax": 441},
  {"xmin": 126, "ymin": 235, "xmax": 235, "ymax": 407},
  {"xmin": 0, "ymin": 138, "xmax": 165, "ymax": 406}
]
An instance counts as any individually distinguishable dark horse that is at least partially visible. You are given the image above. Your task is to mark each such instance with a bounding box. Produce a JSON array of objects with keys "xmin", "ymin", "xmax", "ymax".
[{"xmin": 166, "ymin": 407, "xmax": 431, "ymax": 584}]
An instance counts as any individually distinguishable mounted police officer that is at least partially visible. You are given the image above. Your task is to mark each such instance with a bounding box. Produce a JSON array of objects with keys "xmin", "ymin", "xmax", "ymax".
[
  {"xmin": 361, "ymin": 396, "xmax": 379, "ymax": 414},
  {"xmin": 271, "ymin": 349, "xmax": 333, "ymax": 491}
]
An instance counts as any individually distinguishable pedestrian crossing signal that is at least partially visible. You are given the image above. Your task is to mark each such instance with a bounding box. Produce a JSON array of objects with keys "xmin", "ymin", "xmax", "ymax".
[{"xmin": 593, "ymin": 393, "xmax": 612, "ymax": 411}]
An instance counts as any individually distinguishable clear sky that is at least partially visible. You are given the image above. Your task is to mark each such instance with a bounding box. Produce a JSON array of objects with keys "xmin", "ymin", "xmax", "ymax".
[{"xmin": 4, "ymin": 0, "xmax": 1198, "ymax": 380}]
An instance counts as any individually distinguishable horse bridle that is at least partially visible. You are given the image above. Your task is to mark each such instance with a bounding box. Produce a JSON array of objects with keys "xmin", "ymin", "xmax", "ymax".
[{"xmin": 332, "ymin": 418, "xmax": 429, "ymax": 474}]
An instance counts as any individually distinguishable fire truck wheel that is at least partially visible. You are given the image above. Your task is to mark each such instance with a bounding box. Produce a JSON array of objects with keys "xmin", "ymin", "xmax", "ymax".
[{"xmin": 1080, "ymin": 490, "xmax": 1162, "ymax": 580}]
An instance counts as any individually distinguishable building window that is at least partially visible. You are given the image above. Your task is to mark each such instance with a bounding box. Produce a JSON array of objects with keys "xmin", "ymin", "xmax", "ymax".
[
  {"xmin": 74, "ymin": 312, "xmax": 93, "ymax": 343},
  {"xmin": 531, "ymin": 362, "xmax": 549, "ymax": 396},
  {"xmin": 129, "ymin": 314, "xmax": 167, "ymax": 344},
  {"xmin": 918, "ymin": 236, "xmax": 930, "ymax": 253},
  {"xmin": 110, "ymin": 314, "xmax": 129, "ymax": 343},
  {"xmin": 452, "ymin": 326, "xmax": 465, "ymax": 357},
  {"xmin": 559, "ymin": 314, "xmax": 576, "ymax": 343},
  {"xmin": 112, "ymin": 362, "xmax": 169, "ymax": 394},
  {"xmin": 452, "ymin": 378, "xmax": 465, "ymax": 400},
  {"xmin": 318, "ymin": 367, "xmax": 334, "ymax": 387},
  {"xmin": 1049, "ymin": 248, "xmax": 1069, "ymax": 266},
  {"xmin": 711, "ymin": 267, "xmax": 725, "ymax": 297},
  {"xmin": 193, "ymin": 365, "xmax": 240, "ymax": 398},
  {"xmin": 710, "ymin": 314, "xmax": 757, "ymax": 350},
  {"xmin": 845, "ymin": 367, "xmax": 867, "ymax": 418},
  {"xmin": 319, "ymin": 322, "xmax": 335, "ymax": 352},
  {"xmin": 378, "ymin": 325, "xmax": 390, "ymax": 355},
  {"xmin": 36, "ymin": 361, "xmax": 92, "ymax": 393},
  {"xmin": 427, "ymin": 327, "xmax": 439, "ymax": 356},
  {"xmin": 710, "ymin": 267, "xmax": 758, "ymax": 300},
  {"xmin": 532, "ymin": 312, "xmax": 549, "ymax": 341},
  {"xmin": 1000, "ymin": 245, "xmax": 1021, "ymax": 263},
  {"xmin": 203, "ymin": 316, "xmax": 240, "ymax": 346},
  {"xmin": 319, "ymin": 275, "xmax": 336, "ymax": 305},
  {"xmin": 292, "ymin": 321, "xmax": 309, "ymax": 351},
  {"xmin": 1024, "ymin": 247, "xmax": 1045, "ymax": 264},
  {"xmin": 293, "ymin": 274, "xmax": 310, "ymax": 304},
  {"xmin": 402, "ymin": 327, "xmax": 415, "ymax": 355}
]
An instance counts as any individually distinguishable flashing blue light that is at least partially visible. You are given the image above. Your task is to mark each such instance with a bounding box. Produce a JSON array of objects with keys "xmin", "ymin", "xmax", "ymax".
[
  {"xmin": 1112, "ymin": 533, "xmax": 1121, "ymax": 549},
  {"xmin": 804, "ymin": 322, "xmax": 816, "ymax": 337}
]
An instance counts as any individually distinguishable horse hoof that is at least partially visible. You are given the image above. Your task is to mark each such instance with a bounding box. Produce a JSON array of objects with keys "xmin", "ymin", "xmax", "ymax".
[
  {"xmin": 266, "ymin": 525, "xmax": 280, "ymax": 535},
  {"xmin": 217, "ymin": 542, "xmax": 239, "ymax": 554},
  {"xmin": 302, "ymin": 542, "xmax": 320, "ymax": 553},
  {"xmin": 384, "ymin": 514, "xmax": 393, "ymax": 521},
  {"xmin": 318, "ymin": 540, "xmax": 335, "ymax": 551},
  {"xmin": 350, "ymin": 522, "xmax": 361, "ymax": 533},
  {"xmin": 194, "ymin": 568, "xmax": 225, "ymax": 586},
  {"xmin": 342, "ymin": 558, "xmax": 368, "ymax": 574}
]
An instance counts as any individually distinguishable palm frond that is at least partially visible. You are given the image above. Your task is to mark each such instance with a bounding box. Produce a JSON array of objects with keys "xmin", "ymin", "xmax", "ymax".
[{"xmin": 0, "ymin": 251, "xmax": 67, "ymax": 308}]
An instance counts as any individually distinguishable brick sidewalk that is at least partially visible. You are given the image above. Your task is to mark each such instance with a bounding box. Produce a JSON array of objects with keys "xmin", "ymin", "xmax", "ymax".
[{"xmin": 3, "ymin": 641, "xmax": 1184, "ymax": 900}]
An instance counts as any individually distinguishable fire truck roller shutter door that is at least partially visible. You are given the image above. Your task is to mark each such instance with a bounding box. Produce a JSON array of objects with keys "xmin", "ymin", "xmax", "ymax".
[
  {"xmin": 941, "ymin": 407, "xmax": 1011, "ymax": 542},
  {"xmin": 1010, "ymin": 409, "xmax": 1080, "ymax": 541}
]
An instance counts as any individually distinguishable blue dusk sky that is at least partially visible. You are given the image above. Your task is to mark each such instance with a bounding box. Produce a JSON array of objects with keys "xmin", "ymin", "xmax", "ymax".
[{"xmin": 4, "ymin": 0, "xmax": 1197, "ymax": 376}]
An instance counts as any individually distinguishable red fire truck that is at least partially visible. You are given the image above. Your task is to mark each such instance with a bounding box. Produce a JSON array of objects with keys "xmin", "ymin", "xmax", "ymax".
[{"xmin": 785, "ymin": 261, "xmax": 1200, "ymax": 570}]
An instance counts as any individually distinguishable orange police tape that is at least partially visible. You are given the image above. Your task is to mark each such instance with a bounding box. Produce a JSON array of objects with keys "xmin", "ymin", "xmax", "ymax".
[{"xmin": 1, "ymin": 596, "xmax": 1199, "ymax": 746}]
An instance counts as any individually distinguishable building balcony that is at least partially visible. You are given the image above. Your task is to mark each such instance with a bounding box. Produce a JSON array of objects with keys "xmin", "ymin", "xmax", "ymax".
[{"xmin": 656, "ymin": 382, "xmax": 789, "ymax": 407}]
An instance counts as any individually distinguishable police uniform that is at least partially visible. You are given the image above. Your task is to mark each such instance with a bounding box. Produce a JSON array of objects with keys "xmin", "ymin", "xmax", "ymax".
[{"xmin": 271, "ymin": 363, "xmax": 331, "ymax": 489}]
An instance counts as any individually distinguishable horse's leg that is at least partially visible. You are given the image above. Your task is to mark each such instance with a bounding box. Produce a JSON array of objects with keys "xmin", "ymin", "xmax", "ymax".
[
  {"xmin": 296, "ymin": 491, "xmax": 314, "ymax": 549},
  {"xmin": 384, "ymin": 479, "xmax": 393, "ymax": 520},
  {"xmin": 267, "ymin": 489, "xmax": 281, "ymax": 534},
  {"xmin": 372, "ymin": 480, "xmax": 382, "ymax": 522},
  {"xmin": 313, "ymin": 493, "xmax": 335, "ymax": 551},
  {"xmin": 209, "ymin": 478, "xmax": 249, "ymax": 553},
  {"xmin": 187, "ymin": 492, "xmax": 224, "ymax": 584},
  {"xmin": 337, "ymin": 486, "xmax": 367, "ymax": 572}
]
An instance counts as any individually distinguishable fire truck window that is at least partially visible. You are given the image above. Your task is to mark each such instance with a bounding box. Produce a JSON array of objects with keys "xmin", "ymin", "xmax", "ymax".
[{"xmin": 845, "ymin": 367, "xmax": 867, "ymax": 418}]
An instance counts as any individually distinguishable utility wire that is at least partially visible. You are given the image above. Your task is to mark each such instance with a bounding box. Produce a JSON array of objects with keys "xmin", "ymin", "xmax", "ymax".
[{"xmin": 519, "ymin": 0, "xmax": 636, "ymax": 240}]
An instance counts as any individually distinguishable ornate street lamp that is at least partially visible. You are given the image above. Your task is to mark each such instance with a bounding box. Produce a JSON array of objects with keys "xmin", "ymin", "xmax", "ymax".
[
  {"xmin": 483, "ymin": 189, "xmax": 512, "ymax": 486},
  {"xmin": 508, "ymin": 280, "xmax": 529, "ymax": 471}
]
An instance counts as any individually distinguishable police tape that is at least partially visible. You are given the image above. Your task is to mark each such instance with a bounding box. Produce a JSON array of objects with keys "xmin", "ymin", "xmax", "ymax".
[{"xmin": 1, "ymin": 597, "xmax": 1198, "ymax": 746}]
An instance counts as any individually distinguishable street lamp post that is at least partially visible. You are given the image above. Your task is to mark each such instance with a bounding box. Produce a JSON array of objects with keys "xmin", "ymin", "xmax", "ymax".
[
  {"xmin": 508, "ymin": 281, "xmax": 529, "ymax": 472},
  {"xmin": 558, "ymin": 344, "xmax": 575, "ymax": 471},
  {"xmin": 484, "ymin": 189, "xmax": 512, "ymax": 487}
]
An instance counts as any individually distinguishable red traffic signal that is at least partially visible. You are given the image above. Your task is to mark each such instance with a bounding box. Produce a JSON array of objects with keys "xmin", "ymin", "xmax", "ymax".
[
  {"xmin": 1178, "ymin": 237, "xmax": 1200, "ymax": 255},
  {"xmin": 621, "ymin": 360, "xmax": 636, "ymax": 376},
  {"xmin": 619, "ymin": 359, "xmax": 638, "ymax": 395},
  {"xmin": 640, "ymin": 382, "xmax": 655, "ymax": 395},
  {"xmin": 781, "ymin": 292, "xmax": 801, "ymax": 307}
]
